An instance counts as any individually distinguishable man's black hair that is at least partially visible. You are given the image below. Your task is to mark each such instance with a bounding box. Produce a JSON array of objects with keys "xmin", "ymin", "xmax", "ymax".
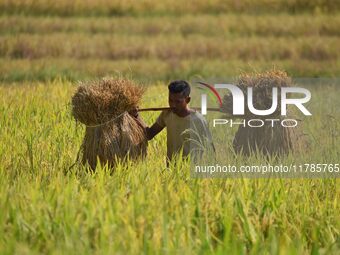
[{"xmin": 168, "ymin": 80, "xmax": 191, "ymax": 97}]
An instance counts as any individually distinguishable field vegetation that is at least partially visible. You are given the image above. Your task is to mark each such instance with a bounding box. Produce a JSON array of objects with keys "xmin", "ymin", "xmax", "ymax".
[{"xmin": 0, "ymin": 1, "xmax": 339, "ymax": 254}]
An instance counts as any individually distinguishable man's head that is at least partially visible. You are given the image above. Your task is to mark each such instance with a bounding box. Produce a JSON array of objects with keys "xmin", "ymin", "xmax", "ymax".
[{"xmin": 168, "ymin": 80, "xmax": 191, "ymax": 115}]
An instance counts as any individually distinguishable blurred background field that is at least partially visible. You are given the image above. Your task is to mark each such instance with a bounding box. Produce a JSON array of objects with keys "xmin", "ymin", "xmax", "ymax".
[
  {"xmin": 1, "ymin": 0, "xmax": 340, "ymax": 16},
  {"xmin": 1, "ymin": 1, "xmax": 340, "ymax": 82},
  {"xmin": 0, "ymin": 1, "xmax": 339, "ymax": 254}
]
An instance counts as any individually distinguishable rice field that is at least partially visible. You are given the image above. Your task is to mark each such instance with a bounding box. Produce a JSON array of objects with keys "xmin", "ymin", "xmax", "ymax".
[
  {"xmin": 1, "ymin": 14, "xmax": 340, "ymax": 82},
  {"xmin": 1, "ymin": 1, "xmax": 340, "ymax": 254}
]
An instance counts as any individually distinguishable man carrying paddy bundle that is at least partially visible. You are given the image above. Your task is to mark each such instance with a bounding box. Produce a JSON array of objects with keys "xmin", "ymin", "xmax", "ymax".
[{"xmin": 130, "ymin": 80, "xmax": 215, "ymax": 166}]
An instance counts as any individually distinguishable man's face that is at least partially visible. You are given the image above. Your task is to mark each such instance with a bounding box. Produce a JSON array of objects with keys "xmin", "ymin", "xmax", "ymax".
[{"xmin": 168, "ymin": 92, "xmax": 190, "ymax": 114}]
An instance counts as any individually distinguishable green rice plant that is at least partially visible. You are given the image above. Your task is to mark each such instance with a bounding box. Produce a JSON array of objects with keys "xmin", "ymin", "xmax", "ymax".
[{"xmin": 0, "ymin": 80, "xmax": 339, "ymax": 254}]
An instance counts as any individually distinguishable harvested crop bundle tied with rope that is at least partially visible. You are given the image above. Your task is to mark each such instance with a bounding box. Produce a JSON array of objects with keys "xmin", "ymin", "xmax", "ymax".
[
  {"xmin": 72, "ymin": 78, "xmax": 147, "ymax": 169},
  {"xmin": 221, "ymin": 70, "xmax": 309, "ymax": 156}
]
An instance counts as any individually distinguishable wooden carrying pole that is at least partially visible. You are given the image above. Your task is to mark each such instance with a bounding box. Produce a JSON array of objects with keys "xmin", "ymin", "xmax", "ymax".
[{"xmin": 137, "ymin": 107, "xmax": 222, "ymax": 112}]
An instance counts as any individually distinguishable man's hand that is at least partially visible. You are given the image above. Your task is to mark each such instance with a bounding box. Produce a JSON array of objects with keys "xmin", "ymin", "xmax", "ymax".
[
  {"xmin": 129, "ymin": 107, "xmax": 139, "ymax": 118},
  {"xmin": 128, "ymin": 107, "xmax": 164, "ymax": 140},
  {"xmin": 129, "ymin": 107, "xmax": 147, "ymax": 130}
]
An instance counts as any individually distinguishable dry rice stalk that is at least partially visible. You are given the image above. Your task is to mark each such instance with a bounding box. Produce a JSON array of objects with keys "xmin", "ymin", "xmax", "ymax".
[
  {"xmin": 72, "ymin": 78, "xmax": 144, "ymax": 126},
  {"xmin": 232, "ymin": 118, "xmax": 308, "ymax": 156},
  {"xmin": 221, "ymin": 70, "xmax": 309, "ymax": 156},
  {"xmin": 222, "ymin": 70, "xmax": 291, "ymax": 118},
  {"xmin": 72, "ymin": 78, "xmax": 147, "ymax": 169}
]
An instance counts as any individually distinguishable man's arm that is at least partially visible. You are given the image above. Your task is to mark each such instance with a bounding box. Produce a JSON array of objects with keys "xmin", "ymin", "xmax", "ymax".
[
  {"xmin": 129, "ymin": 109, "xmax": 164, "ymax": 140},
  {"xmin": 145, "ymin": 122, "xmax": 164, "ymax": 140}
]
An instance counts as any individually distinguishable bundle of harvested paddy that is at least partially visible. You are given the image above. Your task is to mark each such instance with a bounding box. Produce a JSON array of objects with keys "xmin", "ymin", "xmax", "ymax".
[
  {"xmin": 72, "ymin": 78, "xmax": 147, "ymax": 169},
  {"xmin": 221, "ymin": 70, "xmax": 308, "ymax": 156}
]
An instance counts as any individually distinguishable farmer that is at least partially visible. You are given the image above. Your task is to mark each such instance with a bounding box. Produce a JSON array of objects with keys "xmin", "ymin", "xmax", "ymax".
[{"xmin": 130, "ymin": 80, "xmax": 214, "ymax": 165}]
